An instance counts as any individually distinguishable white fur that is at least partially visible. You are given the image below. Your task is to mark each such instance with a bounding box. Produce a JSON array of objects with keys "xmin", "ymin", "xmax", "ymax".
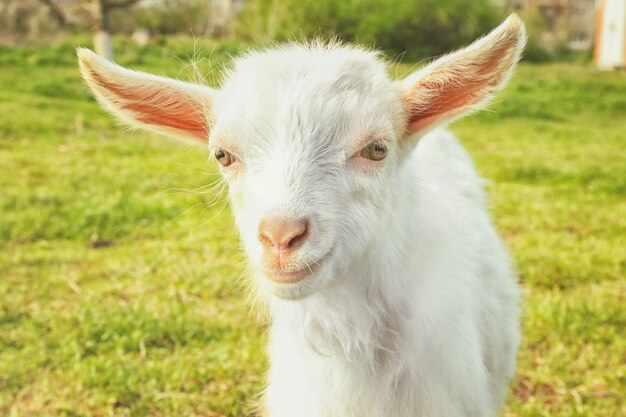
[{"xmin": 79, "ymin": 15, "xmax": 526, "ymax": 417}]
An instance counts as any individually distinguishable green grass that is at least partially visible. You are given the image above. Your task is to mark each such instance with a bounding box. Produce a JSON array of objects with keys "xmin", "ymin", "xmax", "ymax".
[{"xmin": 1, "ymin": 39, "xmax": 625, "ymax": 417}]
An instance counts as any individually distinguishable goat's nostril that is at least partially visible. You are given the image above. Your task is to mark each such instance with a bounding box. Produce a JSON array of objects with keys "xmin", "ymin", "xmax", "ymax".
[
  {"xmin": 258, "ymin": 217, "xmax": 309, "ymax": 253},
  {"xmin": 286, "ymin": 224, "xmax": 307, "ymax": 248}
]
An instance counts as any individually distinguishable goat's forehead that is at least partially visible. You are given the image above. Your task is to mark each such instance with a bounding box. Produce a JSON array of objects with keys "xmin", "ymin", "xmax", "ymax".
[
  {"xmin": 225, "ymin": 46, "xmax": 394, "ymax": 104},
  {"xmin": 227, "ymin": 44, "xmax": 388, "ymax": 86},
  {"xmin": 213, "ymin": 45, "xmax": 400, "ymax": 148}
]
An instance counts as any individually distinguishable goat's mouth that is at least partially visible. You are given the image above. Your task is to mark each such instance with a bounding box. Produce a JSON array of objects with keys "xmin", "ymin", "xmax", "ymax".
[
  {"xmin": 256, "ymin": 247, "xmax": 335, "ymax": 300},
  {"xmin": 260, "ymin": 250, "xmax": 332, "ymax": 285},
  {"xmin": 261, "ymin": 264, "xmax": 319, "ymax": 283}
]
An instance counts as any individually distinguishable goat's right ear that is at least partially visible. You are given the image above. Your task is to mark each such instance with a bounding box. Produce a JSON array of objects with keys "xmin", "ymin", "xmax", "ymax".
[{"xmin": 77, "ymin": 48, "xmax": 216, "ymax": 143}]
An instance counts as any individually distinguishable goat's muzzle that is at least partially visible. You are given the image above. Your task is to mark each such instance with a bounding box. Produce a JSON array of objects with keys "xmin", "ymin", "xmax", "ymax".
[{"xmin": 258, "ymin": 216, "xmax": 315, "ymax": 282}]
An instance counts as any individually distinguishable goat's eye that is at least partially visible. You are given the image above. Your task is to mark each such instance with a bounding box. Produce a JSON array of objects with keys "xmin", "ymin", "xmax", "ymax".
[
  {"xmin": 215, "ymin": 148, "xmax": 235, "ymax": 167},
  {"xmin": 360, "ymin": 140, "xmax": 388, "ymax": 161}
]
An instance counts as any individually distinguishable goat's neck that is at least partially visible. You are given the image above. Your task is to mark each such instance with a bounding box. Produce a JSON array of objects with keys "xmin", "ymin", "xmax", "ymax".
[{"xmin": 270, "ymin": 167, "xmax": 419, "ymax": 365}]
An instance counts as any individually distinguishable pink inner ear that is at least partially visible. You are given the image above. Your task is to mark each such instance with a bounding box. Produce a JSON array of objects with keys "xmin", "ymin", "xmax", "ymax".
[
  {"xmin": 89, "ymin": 69, "xmax": 209, "ymax": 139},
  {"xmin": 404, "ymin": 38, "xmax": 516, "ymax": 134},
  {"xmin": 405, "ymin": 80, "xmax": 486, "ymax": 133}
]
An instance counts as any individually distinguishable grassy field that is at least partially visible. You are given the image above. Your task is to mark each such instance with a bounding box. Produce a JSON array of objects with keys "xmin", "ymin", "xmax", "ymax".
[{"xmin": 1, "ymin": 39, "xmax": 625, "ymax": 417}]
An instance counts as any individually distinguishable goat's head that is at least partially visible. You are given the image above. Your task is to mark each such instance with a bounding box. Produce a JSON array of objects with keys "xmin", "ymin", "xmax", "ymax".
[{"xmin": 79, "ymin": 15, "xmax": 525, "ymax": 299}]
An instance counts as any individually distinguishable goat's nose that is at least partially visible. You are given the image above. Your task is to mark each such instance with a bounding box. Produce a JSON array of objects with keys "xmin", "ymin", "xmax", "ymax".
[{"xmin": 258, "ymin": 217, "xmax": 309, "ymax": 253}]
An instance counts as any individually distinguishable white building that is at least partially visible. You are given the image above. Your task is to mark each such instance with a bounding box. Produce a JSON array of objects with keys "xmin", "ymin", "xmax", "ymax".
[{"xmin": 595, "ymin": 0, "xmax": 626, "ymax": 68}]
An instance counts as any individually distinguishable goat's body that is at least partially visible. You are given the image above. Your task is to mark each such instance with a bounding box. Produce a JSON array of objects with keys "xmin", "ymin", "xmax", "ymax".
[
  {"xmin": 266, "ymin": 129, "xmax": 520, "ymax": 417},
  {"xmin": 78, "ymin": 16, "xmax": 526, "ymax": 416}
]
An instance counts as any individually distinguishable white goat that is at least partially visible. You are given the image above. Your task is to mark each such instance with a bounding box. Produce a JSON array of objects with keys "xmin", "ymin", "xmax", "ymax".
[{"xmin": 78, "ymin": 15, "xmax": 526, "ymax": 417}]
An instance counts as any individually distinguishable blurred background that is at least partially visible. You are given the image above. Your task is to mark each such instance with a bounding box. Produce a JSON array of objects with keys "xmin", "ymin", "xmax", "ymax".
[
  {"xmin": 1, "ymin": 0, "xmax": 621, "ymax": 63},
  {"xmin": 0, "ymin": 1, "xmax": 624, "ymax": 417}
]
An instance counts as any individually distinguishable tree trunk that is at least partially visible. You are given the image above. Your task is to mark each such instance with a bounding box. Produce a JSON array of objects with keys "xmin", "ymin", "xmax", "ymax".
[
  {"xmin": 213, "ymin": 0, "xmax": 234, "ymax": 37},
  {"xmin": 85, "ymin": 0, "xmax": 140, "ymax": 61},
  {"xmin": 92, "ymin": 0, "xmax": 114, "ymax": 61},
  {"xmin": 94, "ymin": 30, "xmax": 114, "ymax": 61}
]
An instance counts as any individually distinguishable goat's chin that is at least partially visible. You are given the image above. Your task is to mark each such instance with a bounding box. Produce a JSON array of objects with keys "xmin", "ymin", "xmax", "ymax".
[{"xmin": 255, "ymin": 262, "xmax": 333, "ymax": 300}]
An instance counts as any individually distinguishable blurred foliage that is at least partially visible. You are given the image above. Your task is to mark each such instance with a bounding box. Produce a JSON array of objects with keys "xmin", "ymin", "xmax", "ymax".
[
  {"xmin": 0, "ymin": 0, "xmax": 68, "ymax": 44},
  {"xmin": 132, "ymin": 0, "xmax": 215, "ymax": 36},
  {"xmin": 0, "ymin": 0, "xmax": 595, "ymax": 63},
  {"xmin": 520, "ymin": 12, "xmax": 555, "ymax": 63},
  {"xmin": 236, "ymin": 0, "xmax": 503, "ymax": 60}
]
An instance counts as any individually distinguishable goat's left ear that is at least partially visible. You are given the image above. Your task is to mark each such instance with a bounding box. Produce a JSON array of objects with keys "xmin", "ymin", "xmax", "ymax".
[
  {"xmin": 78, "ymin": 48, "xmax": 216, "ymax": 143},
  {"xmin": 399, "ymin": 14, "xmax": 526, "ymax": 137}
]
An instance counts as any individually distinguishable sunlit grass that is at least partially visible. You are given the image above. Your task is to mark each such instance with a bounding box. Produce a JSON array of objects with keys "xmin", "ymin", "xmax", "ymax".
[{"xmin": 1, "ymin": 39, "xmax": 624, "ymax": 416}]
